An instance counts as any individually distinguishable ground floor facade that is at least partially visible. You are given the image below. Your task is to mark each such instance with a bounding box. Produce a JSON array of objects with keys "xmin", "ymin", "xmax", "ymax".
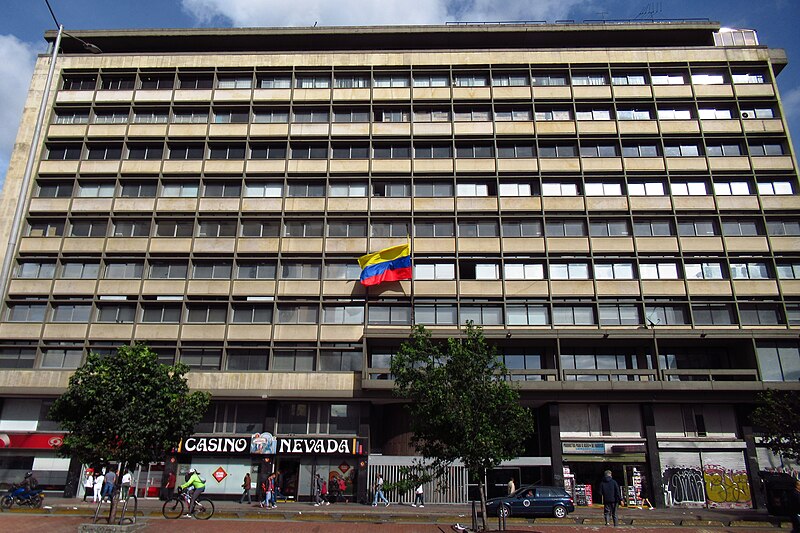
[{"xmin": 0, "ymin": 395, "xmax": 794, "ymax": 510}]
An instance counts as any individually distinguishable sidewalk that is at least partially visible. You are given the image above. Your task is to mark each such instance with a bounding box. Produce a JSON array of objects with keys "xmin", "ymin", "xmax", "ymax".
[{"xmin": 20, "ymin": 495, "xmax": 793, "ymax": 529}]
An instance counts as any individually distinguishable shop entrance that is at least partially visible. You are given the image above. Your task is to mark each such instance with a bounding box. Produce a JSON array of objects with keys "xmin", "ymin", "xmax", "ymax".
[
  {"xmin": 135, "ymin": 463, "xmax": 164, "ymax": 499},
  {"xmin": 487, "ymin": 467, "xmax": 520, "ymax": 499},
  {"xmin": 563, "ymin": 460, "xmax": 649, "ymax": 507},
  {"xmin": 276, "ymin": 458, "xmax": 300, "ymax": 501},
  {"xmin": 277, "ymin": 457, "xmax": 358, "ymax": 502}
]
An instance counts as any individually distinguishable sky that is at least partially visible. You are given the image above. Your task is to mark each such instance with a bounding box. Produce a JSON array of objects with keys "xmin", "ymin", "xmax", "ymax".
[{"xmin": 0, "ymin": 0, "xmax": 799, "ymax": 185}]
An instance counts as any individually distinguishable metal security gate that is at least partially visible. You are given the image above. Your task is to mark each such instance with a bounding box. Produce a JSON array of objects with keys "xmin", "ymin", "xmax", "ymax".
[{"xmin": 368, "ymin": 455, "xmax": 469, "ymax": 504}]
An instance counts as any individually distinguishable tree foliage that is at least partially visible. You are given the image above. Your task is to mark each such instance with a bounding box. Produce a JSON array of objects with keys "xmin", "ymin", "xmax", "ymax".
[
  {"xmin": 50, "ymin": 343, "xmax": 210, "ymax": 468},
  {"xmin": 390, "ymin": 323, "xmax": 534, "ymax": 527},
  {"xmin": 752, "ymin": 388, "xmax": 800, "ymax": 461}
]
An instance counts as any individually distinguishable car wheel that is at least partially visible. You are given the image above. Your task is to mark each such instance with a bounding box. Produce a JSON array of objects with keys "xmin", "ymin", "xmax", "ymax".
[
  {"xmin": 553, "ymin": 504, "xmax": 567, "ymax": 518},
  {"xmin": 499, "ymin": 504, "xmax": 511, "ymax": 518}
]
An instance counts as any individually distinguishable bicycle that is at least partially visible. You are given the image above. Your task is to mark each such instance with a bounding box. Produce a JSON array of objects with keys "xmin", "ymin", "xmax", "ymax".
[
  {"xmin": 117, "ymin": 489, "xmax": 138, "ymax": 525},
  {"xmin": 162, "ymin": 488, "xmax": 214, "ymax": 520},
  {"xmin": 93, "ymin": 485, "xmax": 139, "ymax": 524}
]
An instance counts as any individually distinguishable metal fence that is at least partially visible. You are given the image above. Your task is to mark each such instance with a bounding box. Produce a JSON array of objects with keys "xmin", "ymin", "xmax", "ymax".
[{"xmin": 367, "ymin": 455, "xmax": 469, "ymax": 504}]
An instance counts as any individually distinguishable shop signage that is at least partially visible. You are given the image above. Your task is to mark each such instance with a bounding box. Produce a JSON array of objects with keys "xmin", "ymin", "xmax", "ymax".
[
  {"xmin": 562, "ymin": 441, "xmax": 646, "ymax": 455},
  {"xmin": 212, "ymin": 467, "xmax": 228, "ymax": 483},
  {"xmin": 180, "ymin": 434, "xmax": 366, "ymax": 456},
  {"xmin": 277, "ymin": 437, "xmax": 353, "ymax": 455},
  {"xmin": 180, "ymin": 436, "xmax": 249, "ymax": 454},
  {"xmin": 562, "ymin": 442, "xmax": 605, "ymax": 454},
  {"xmin": 0, "ymin": 433, "xmax": 64, "ymax": 450}
]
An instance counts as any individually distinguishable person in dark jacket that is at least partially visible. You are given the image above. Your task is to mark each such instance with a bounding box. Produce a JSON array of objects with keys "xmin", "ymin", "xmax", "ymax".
[
  {"xmin": 790, "ymin": 479, "xmax": 800, "ymax": 533},
  {"xmin": 599, "ymin": 470, "xmax": 622, "ymax": 527}
]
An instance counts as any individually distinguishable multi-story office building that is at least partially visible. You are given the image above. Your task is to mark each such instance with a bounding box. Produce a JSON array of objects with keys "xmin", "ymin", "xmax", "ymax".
[{"xmin": 0, "ymin": 21, "xmax": 798, "ymax": 508}]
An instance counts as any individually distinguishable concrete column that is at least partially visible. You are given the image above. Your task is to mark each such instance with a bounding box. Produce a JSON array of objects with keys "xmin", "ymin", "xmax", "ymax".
[
  {"xmin": 737, "ymin": 404, "xmax": 765, "ymax": 509},
  {"xmin": 63, "ymin": 456, "xmax": 82, "ymax": 498},
  {"xmin": 548, "ymin": 403, "xmax": 564, "ymax": 487},
  {"xmin": 642, "ymin": 403, "xmax": 664, "ymax": 508}
]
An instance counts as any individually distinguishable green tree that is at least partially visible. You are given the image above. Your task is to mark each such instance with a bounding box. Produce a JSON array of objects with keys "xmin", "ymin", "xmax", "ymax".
[
  {"xmin": 390, "ymin": 323, "xmax": 534, "ymax": 528},
  {"xmin": 752, "ymin": 389, "xmax": 800, "ymax": 461},
  {"xmin": 50, "ymin": 342, "xmax": 210, "ymax": 473}
]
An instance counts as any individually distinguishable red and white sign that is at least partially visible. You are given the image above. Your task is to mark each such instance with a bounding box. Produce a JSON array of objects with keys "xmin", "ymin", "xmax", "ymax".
[
  {"xmin": 0, "ymin": 433, "xmax": 64, "ymax": 449},
  {"xmin": 212, "ymin": 466, "xmax": 228, "ymax": 483}
]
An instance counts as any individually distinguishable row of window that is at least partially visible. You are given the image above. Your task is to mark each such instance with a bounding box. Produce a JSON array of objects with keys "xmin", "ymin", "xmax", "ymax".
[
  {"xmin": 60, "ymin": 69, "xmax": 769, "ymax": 92},
  {"xmin": 13, "ymin": 256, "xmax": 800, "ymax": 282},
  {"xmin": 35, "ymin": 177, "xmax": 797, "ymax": 199},
  {"xmin": 23, "ymin": 215, "xmax": 800, "ymax": 239},
  {"xmin": 45, "ymin": 139, "xmax": 788, "ymax": 161},
  {"xmin": 52, "ymin": 103, "xmax": 779, "ymax": 125},
  {"xmin": 5, "ymin": 299, "xmax": 794, "ymax": 328}
]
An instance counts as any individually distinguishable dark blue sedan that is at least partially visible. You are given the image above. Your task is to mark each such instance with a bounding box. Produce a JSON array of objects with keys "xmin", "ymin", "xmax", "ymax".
[{"xmin": 485, "ymin": 485, "xmax": 575, "ymax": 518}]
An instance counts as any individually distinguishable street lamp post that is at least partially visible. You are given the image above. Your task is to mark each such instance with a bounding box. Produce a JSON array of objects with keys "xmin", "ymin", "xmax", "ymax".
[
  {"xmin": 0, "ymin": 0, "xmax": 102, "ymax": 302},
  {"xmin": 0, "ymin": 24, "xmax": 64, "ymax": 298}
]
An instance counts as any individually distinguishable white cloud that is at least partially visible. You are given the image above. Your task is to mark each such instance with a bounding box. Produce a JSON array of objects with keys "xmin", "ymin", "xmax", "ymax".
[
  {"xmin": 0, "ymin": 35, "xmax": 37, "ymax": 185},
  {"xmin": 181, "ymin": 0, "xmax": 585, "ymax": 27},
  {"xmin": 782, "ymin": 86, "xmax": 800, "ymax": 120}
]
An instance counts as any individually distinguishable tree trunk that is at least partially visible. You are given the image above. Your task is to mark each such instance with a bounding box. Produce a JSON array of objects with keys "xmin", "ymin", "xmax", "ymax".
[{"xmin": 478, "ymin": 475, "xmax": 488, "ymax": 531}]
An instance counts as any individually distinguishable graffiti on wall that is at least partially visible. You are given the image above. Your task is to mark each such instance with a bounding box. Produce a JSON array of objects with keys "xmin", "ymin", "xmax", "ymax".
[
  {"xmin": 702, "ymin": 463, "xmax": 751, "ymax": 509},
  {"xmin": 663, "ymin": 466, "xmax": 705, "ymax": 506}
]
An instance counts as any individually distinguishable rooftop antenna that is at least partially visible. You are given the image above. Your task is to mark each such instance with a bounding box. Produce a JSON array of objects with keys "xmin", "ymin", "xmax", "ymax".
[
  {"xmin": 635, "ymin": 1, "xmax": 662, "ymax": 21},
  {"xmin": 597, "ymin": 10, "xmax": 608, "ymax": 21}
]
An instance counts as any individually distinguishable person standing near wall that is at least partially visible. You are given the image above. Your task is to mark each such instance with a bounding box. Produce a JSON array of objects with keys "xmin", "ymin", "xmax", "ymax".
[
  {"xmin": 162, "ymin": 471, "xmax": 176, "ymax": 501},
  {"xmin": 240, "ymin": 472, "xmax": 252, "ymax": 504},
  {"xmin": 600, "ymin": 470, "xmax": 623, "ymax": 527},
  {"xmin": 507, "ymin": 477, "xmax": 516, "ymax": 495},
  {"xmin": 83, "ymin": 469, "xmax": 94, "ymax": 502},
  {"xmin": 789, "ymin": 479, "xmax": 800, "ymax": 533}
]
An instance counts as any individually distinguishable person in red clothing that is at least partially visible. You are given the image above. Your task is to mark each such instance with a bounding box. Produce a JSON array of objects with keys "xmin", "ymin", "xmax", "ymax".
[{"xmin": 162, "ymin": 471, "xmax": 176, "ymax": 501}]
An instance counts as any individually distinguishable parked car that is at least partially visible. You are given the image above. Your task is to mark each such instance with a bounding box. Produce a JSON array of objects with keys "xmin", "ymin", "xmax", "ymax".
[{"xmin": 485, "ymin": 485, "xmax": 574, "ymax": 518}]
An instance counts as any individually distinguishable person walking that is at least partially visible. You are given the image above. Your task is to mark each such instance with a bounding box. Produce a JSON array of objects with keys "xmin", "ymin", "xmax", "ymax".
[
  {"xmin": 240, "ymin": 472, "xmax": 252, "ymax": 504},
  {"xmin": 412, "ymin": 483, "xmax": 425, "ymax": 507},
  {"xmin": 329, "ymin": 475, "xmax": 339, "ymax": 504},
  {"xmin": 312, "ymin": 473, "xmax": 324, "ymax": 506},
  {"xmin": 507, "ymin": 477, "xmax": 516, "ymax": 495},
  {"xmin": 262, "ymin": 473, "xmax": 275, "ymax": 509},
  {"xmin": 92, "ymin": 472, "xmax": 103, "ymax": 503},
  {"xmin": 270, "ymin": 470, "xmax": 280, "ymax": 508},
  {"xmin": 83, "ymin": 469, "xmax": 94, "ymax": 502},
  {"xmin": 789, "ymin": 479, "xmax": 800, "ymax": 533},
  {"xmin": 600, "ymin": 470, "xmax": 623, "ymax": 527},
  {"xmin": 372, "ymin": 472, "xmax": 389, "ymax": 507},
  {"xmin": 162, "ymin": 471, "xmax": 176, "ymax": 501}
]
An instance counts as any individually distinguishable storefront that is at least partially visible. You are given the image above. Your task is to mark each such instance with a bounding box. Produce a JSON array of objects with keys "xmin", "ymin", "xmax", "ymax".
[
  {"xmin": 176, "ymin": 433, "xmax": 366, "ymax": 501},
  {"xmin": 659, "ymin": 447, "xmax": 753, "ymax": 509},
  {"xmin": 561, "ymin": 441, "xmax": 651, "ymax": 507},
  {"xmin": 0, "ymin": 432, "xmax": 70, "ymax": 490}
]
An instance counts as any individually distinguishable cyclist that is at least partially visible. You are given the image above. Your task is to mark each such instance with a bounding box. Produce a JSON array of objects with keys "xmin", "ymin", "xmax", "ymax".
[{"xmin": 178, "ymin": 468, "xmax": 205, "ymax": 517}]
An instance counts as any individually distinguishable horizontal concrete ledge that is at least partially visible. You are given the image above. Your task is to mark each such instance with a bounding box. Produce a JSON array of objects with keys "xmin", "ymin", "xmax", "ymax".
[
  {"xmin": 534, "ymin": 517, "xmax": 577, "ymax": 523},
  {"xmin": 78, "ymin": 524, "xmax": 145, "ymax": 533},
  {"xmin": 632, "ymin": 519, "xmax": 679, "ymax": 526},
  {"xmin": 680, "ymin": 519, "xmax": 726, "ymax": 527}
]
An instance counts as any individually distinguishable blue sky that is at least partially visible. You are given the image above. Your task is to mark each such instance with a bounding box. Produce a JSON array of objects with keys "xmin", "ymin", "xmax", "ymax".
[{"xmin": 0, "ymin": 0, "xmax": 799, "ymax": 184}]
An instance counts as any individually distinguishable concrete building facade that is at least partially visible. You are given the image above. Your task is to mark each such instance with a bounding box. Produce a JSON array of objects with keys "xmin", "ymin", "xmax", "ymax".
[{"xmin": 0, "ymin": 22, "xmax": 798, "ymax": 507}]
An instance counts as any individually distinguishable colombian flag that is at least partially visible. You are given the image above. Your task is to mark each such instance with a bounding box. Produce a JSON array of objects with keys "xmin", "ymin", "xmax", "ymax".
[{"xmin": 358, "ymin": 244, "xmax": 412, "ymax": 286}]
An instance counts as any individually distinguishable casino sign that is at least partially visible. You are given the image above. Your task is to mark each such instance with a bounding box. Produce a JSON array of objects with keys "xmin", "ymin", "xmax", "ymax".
[{"xmin": 179, "ymin": 433, "xmax": 365, "ymax": 456}]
